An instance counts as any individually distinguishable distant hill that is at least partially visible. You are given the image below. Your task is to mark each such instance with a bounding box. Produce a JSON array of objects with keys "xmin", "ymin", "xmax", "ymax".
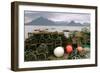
[
  {"xmin": 67, "ymin": 21, "xmax": 82, "ymax": 26},
  {"xmin": 26, "ymin": 17, "xmax": 56, "ymax": 26},
  {"xmin": 25, "ymin": 17, "xmax": 90, "ymax": 26}
]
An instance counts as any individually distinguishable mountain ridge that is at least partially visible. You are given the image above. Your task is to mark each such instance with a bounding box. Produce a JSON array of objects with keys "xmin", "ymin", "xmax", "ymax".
[{"xmin": 25, "ymin": 17, "xmax": 90, "ymax": 26}]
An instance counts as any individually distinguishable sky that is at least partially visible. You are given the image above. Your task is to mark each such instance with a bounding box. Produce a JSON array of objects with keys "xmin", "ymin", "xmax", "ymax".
[{"xmin": 24, "ymin": 10, "xmax": 90, "ymax": 24}]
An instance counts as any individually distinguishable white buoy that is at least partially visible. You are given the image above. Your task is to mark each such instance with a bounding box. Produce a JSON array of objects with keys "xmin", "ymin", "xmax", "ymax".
[{"xmin": 54, "ymin": 47, "xmax": 64, "ymax": 57}]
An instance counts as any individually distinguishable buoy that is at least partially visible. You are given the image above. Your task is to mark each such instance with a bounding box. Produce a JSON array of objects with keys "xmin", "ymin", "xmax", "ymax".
[
  {"xmin": 66, "ymin": 45, "xmax": 73, "ymax": 54},
  {"xmin": 77, "ymin": 46, "xmax": 83, "ymax": 52},
  {"xmin": 54, "ymin": 47, "xmax": 64, "ymax": 57}
]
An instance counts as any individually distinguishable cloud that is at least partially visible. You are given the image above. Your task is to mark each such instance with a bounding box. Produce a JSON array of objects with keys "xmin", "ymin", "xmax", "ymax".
[{"xmin": 24, "ymin": 11, "xmax": 90, "ymax": 23}]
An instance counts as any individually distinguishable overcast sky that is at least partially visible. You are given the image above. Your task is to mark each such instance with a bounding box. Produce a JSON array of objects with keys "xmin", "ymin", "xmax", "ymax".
[{"xmin": 24, "ymin": 10, "xmax": 90, "ymax": 24}]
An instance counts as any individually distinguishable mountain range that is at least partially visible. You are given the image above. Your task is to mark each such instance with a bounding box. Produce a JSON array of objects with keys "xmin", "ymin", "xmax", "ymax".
[{"xmin": 25, "ymin": 17, "xmax": 90, "ymax": 26}]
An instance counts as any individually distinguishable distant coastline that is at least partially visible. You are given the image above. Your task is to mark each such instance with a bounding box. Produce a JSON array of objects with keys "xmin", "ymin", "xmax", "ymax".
[{"xmin": 25, "ymin": 17, "xmax": 90, "ymax": 26}]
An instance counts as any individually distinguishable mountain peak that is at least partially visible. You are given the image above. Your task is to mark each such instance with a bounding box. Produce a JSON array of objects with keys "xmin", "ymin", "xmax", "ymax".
[
  {"xmin": 28, "ymin": 16, "xmax": 55, "ymax": 26},
  {"xmin": 34, "ymin": 17, "xmax": 50, "ymax": 21},
  {"xmin": 37, "ymin": 16, "xmax": 47, "ymax": 19}
]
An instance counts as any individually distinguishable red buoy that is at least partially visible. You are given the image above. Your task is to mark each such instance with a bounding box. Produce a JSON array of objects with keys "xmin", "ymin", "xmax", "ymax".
[{"xmin": 66, "ymin": 45, "xmax": 73, "ymax": 54}]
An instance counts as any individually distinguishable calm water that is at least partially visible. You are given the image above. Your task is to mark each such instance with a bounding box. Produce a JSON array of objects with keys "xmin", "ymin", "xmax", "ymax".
[{"xmin": 25, "ymin": 25, "xmax": 89, "ymax": 39}]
